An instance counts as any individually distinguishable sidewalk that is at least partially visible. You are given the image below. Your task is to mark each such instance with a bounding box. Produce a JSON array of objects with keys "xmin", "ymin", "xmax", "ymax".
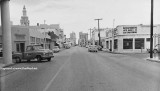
[
  {"xmin": 0, "ymin": 57, "xmax": 4, "ymax": 68},
  {"xmin": 0, "ymin": 57, "xmax": 15, "ymax": 68},
  {"xmin": 146, "ymin": 56, "xmax": 160, "ymax": 62}
]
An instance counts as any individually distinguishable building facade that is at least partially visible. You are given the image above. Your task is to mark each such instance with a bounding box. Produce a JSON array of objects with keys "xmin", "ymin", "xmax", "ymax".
[
  {"xmin": 105, "ymin": 24, "xmax": 160, "ymax": 53},
  {"xmin": 78, "ymin": 32, "xmax": 88, "ymax": 47},
  {"xmin": 70, "ymin": 32, "xmax": 76, "ymax": 46},
  {"xmin": 92, "ymin": 27, "xmax": 111, "ymax": 47}
]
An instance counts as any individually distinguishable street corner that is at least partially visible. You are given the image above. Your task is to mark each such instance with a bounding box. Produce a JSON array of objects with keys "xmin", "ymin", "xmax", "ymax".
[{"xmin": 146, "ymin": 57, "xmax": 160, "ymax": 63}]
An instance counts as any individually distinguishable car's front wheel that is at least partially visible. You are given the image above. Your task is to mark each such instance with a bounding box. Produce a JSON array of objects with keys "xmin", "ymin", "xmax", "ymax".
[
  {"xmin": 37, "ymin": 56, "xmax": 42, "ymax": 62},
  {"xmin": 47, "ymin": 58, "xmax": 51, "ymax": 61},
  {"xmin": 15, "ymin": 57, "xmax": 21, "ymax": 63}
]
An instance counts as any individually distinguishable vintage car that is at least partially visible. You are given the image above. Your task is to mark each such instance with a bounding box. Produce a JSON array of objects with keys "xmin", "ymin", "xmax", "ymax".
[
  {"xmin": 12, "ymin": 45, "xmax": 54, "ymax": 63},
  {"xmin": 88, "ymin": 45, "xmax": 98, "ymax": 52},
  {"xmin": 52, "ymin": 46, "xmax": 60, "ymax": 53}
]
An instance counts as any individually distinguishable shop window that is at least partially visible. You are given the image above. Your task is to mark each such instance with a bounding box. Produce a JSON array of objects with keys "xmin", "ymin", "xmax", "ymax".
[
  {"xmin": 106, "ymin": 41, "xmax": 109, "ymax": 49},
  {"xmin": 123, "ymin": 39, "xmax": 133, "ymax": 49},
  {"xmin": 146, "ymin": 38, "xmax": 150, "ymax": 42},
  {"xmin": 114, "ymin": 39, "xmax": 118, "ymax": 49},
  {"xmin": 135, "ymin": 38, "xmax": 144, "ymax": 49}
]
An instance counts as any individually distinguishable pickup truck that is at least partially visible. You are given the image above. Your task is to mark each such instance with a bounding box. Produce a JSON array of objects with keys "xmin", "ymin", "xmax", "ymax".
[{"xmin": 12, "ymin": 45, "xmax": 54, "ymax": 63}]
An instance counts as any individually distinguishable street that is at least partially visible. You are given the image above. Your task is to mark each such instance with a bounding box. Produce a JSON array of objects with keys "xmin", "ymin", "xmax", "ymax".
[{"xmin": 1, "ymin": 46, "xmax": 160, "ymax": 91}]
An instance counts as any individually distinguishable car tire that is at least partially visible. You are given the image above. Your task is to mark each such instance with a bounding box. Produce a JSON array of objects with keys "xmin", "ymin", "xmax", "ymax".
[
  {"xmin": 37, "ymin": 56, "xmax": 42, "ymax": 62},
  {"xmin": 15, "ymin": 57, "xmax": 21, "ymax": 63},
  {"xmin": 27, "ymin": 60, "xmax": 30, "ymax": 62},
  {"xmin": 47, "ymin": 58, "xmax": 51, "ymax": 61}
]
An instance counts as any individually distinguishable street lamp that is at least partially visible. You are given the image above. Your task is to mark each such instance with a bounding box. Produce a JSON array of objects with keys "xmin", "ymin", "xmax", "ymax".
[{"xmin": 94, "ymin": 18, "xmax": 102, "ymax": 46}]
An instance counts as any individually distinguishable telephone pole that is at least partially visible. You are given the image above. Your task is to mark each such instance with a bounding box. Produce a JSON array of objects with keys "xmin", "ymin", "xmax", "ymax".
[
  {"xmin": 88, "ymin": 28, "xmax": 92, "ymax": 40},
  {"xmin": 150, "ymin": 0, "xmax": 153, "ymax": 58},
  {"xmin": 94, "ymin": 18, "xmax": 102, "ymax": 46}
]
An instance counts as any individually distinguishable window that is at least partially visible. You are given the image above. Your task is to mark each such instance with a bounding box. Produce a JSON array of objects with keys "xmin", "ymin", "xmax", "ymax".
[
  {"xmin": 135, "ymin": 38, "xmax": 144, "ymax": 49},
  {"xmin": 106, "ymin": 41, "xmax": 109, "ymax": 49},
  {"xmin": 36, "ymin": 38, "xmax": 41, "ymax": 44},
  {"xmin": 123, "ymin": 39, "xmax": 133, "ymax": 49},
  {"xmin": 26, "ymin": 46, "xmax": 34, "ymax": 51},
  {"xmin": 30, "ymin": 36, "xmax": 35, "ymax": 43},
  {"xmin": 146, "ymin": 38, "xmax": 150, "ymax": 42},
  {"xmin": 114, "ymin": 39, "xmax": 118, "ymax": 49}
]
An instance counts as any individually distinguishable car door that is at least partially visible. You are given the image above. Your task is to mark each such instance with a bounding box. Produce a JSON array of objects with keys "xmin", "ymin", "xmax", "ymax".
[{"xmin": 23, "ymin": 46, "xmax": 35, "ymax": 60}]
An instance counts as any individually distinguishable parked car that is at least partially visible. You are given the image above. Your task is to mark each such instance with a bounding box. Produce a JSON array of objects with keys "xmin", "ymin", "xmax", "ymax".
[
  {"xmin": 147, "ymin": 44, "xmax": 160, "ymax": 53},
  {"xmin": 65, "ymin": 45, "xmax": 70, "ymax": 49},
  {"xmin": 88, "ymin": 45, "xmax": 98, "ymax": 52},
  {"xmin": 12, "ymin": 45, "xmax": 54, "ymax": 63},
  {"xmin": 52, "ymin": 46, "xmax": 60, "ymax": 53},
  {"xmin": 86, "ymin": 45, "xmax": 89, "ymax": 48},
  {"xmin": 0, "ymin": 48, "xmax": 2, "ymax": 57},
  {"xmin": 97, "ymin": 45, "xmax": 102, "ymax": 51}
]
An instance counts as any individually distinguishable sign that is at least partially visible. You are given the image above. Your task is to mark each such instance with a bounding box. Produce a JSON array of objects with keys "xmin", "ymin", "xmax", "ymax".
[{"xmin": 123, "ymin": 27, "xmax": 137, "ymax": 34}]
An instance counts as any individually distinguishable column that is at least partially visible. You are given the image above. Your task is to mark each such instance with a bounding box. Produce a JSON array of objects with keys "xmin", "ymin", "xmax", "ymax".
[
  {"xmin": 1, "ymin": 0, "xmax": 12, "ymax": 64},
  {"xmin": 133, "ymin": 38, "xmax": 135, "ymax": 52}
]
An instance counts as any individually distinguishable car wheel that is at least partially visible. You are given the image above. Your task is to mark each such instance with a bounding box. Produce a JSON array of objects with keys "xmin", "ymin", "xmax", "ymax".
[
  {"xmin": 37, "ymin": 56, "xmax": 42, "ymax": 62},
  {"xmin": 27, "ymin": 60, "xmax": 30, "ymax": 62},
  {"xmin": 47, "ymin": 58, "xmax": 51, "ymax": 61},
  {"xmin": 15, "ymin": 57, "xmax": 21, "ymax": 63}
]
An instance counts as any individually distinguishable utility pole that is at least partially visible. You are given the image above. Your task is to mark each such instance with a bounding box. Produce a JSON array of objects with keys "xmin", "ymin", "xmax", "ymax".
[
  {"xmin": 95, "ymin": 18, "xmax": 102, "ymax": 46},
  {"xmin": 112, "ymin": 19, "xmax": 115, "ymax": 52},
  {"xmin": 89, "ymin": 28, "xmax": 92, "ymax": 45},
  {"xmin": 44, "ymin": 20, "xmax": 46, "ymax": 49},
  {"xmin": 150, "ymin": 0, "xmax": 153, "ymax": 58}
]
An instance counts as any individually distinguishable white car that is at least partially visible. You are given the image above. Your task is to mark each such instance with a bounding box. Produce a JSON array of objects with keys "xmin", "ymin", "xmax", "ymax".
[
  {"xmin": 52, "ymin": 46, "xmax": 60, "ymax": 53},
  {"xmin": 88, "ymin": 45, "xmax": 98, "ymax": 52}
]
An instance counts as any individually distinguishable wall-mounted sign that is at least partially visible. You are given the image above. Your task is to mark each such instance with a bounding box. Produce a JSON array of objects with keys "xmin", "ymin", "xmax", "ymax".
[{"xmin": 123, "ymin": 27, "xmax": 137, "ymax": 34}]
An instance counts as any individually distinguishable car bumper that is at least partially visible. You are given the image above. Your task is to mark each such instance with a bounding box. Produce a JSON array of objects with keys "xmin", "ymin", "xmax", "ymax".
[{"xmin": 42, "ymin": 55, "xmax": 54, "ymax": 59}]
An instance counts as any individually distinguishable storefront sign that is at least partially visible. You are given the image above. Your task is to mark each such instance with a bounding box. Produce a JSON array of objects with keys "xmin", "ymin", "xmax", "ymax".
[{"xmin": 123, "ymin": 27, "xmax": 137, "ymax": 34}]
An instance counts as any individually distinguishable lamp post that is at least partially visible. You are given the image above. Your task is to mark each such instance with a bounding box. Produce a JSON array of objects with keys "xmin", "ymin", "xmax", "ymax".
[
  {"xmin": 88, "ymin": 28, "xmax": 92, "ymax": 45},
  {"xmin": 94, "ymin": 18, "xmax": 102, "ymax": 46},
  {"xmin": 150, "ymin": 0, "xmax": 154, "ymax": 58}
]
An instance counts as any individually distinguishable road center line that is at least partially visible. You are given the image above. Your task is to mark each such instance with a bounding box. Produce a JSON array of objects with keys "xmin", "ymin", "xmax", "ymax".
[{"xmin": 43, "ymin": 54, "xmax": 72, "ymax": 91}]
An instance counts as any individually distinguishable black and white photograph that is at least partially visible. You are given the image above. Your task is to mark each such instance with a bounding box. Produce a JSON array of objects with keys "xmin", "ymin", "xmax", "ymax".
[{"xmin": 1, "ymin": 0, "xmax": 160, "ymax": 91}]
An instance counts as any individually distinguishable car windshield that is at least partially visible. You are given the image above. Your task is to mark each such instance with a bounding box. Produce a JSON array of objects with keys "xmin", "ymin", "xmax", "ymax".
[
  {"xmin": 53, "ymin": 46, "xmax": 59, "ymax": 48},
  {"xmin": 34, "ymin": 45, "xmax": 44, "ymax": 50},
  {"xmin": 89, "ymin": 45, "xmax": 97, "ymax": 47}
]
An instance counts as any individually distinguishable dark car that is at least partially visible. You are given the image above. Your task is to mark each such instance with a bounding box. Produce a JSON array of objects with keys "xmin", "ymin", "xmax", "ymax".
[{"xmin": 12, "ymin": 45, "xmax": 54, "ymax": 63}]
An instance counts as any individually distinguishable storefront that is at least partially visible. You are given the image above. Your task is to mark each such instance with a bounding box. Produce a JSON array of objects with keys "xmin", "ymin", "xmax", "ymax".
[{"xmin": 105, "ymin": 24, "xmax": 160, "ymax": 53}]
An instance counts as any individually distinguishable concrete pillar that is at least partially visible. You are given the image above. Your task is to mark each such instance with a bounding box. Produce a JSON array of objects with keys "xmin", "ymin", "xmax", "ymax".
[
  {"xmin": 1, "ymin": 0, "xmax": 12, "ymax": 64},
  {"xmin": 133, "ymin": 38, "xmax": 135, "ymax": 52}
]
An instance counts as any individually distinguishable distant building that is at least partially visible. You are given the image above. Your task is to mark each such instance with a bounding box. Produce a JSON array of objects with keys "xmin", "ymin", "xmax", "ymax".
[
  {"xmin": 78, "ymin": 32, "xmax": 88, "ymax": 46},
  {"xmin": 20, "ymin": 5, "xmax": 30, "ymax": 26},
  {"xmin": 92, "ymin": 27, "xmax": 111, "ymax": 46},
  {"xmin": 70, "ymin": 32, "xmax": 76, "ymax": 46},
  {"xmin": 36, "ymin": 24, "xmax": 64, "ymax": 48}
]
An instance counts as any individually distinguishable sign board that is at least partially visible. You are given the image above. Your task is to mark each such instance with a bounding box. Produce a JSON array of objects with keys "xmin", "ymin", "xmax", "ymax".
[{"xmin": 123, "ymin": 27, "xmax": 137, "ymax": 34}]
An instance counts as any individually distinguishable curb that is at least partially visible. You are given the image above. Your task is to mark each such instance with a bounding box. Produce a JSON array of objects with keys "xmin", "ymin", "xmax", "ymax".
[
  {"xmin": 146, "ymin": 58, "xmax": 160, "ymax": 62},
  {"xmin": 0, "ymin": 63, "xmax": 15, "ymax": 68}
]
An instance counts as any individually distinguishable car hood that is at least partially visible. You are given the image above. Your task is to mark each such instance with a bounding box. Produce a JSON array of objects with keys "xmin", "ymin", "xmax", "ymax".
[{"xmin": 38, "ymin": 49, "xmax": 52, "ymax": 52}]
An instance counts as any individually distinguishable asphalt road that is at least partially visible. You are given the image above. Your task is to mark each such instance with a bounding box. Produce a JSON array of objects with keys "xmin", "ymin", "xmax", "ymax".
[{"xmin": 1, "ymin": 46, "xmax": 160, "ymax": 91}]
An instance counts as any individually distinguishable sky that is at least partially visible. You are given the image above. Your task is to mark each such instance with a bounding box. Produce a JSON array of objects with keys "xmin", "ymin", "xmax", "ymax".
[{"xmin": 0, "ymin": 0, "xmax": 160, "ymax": 39}]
